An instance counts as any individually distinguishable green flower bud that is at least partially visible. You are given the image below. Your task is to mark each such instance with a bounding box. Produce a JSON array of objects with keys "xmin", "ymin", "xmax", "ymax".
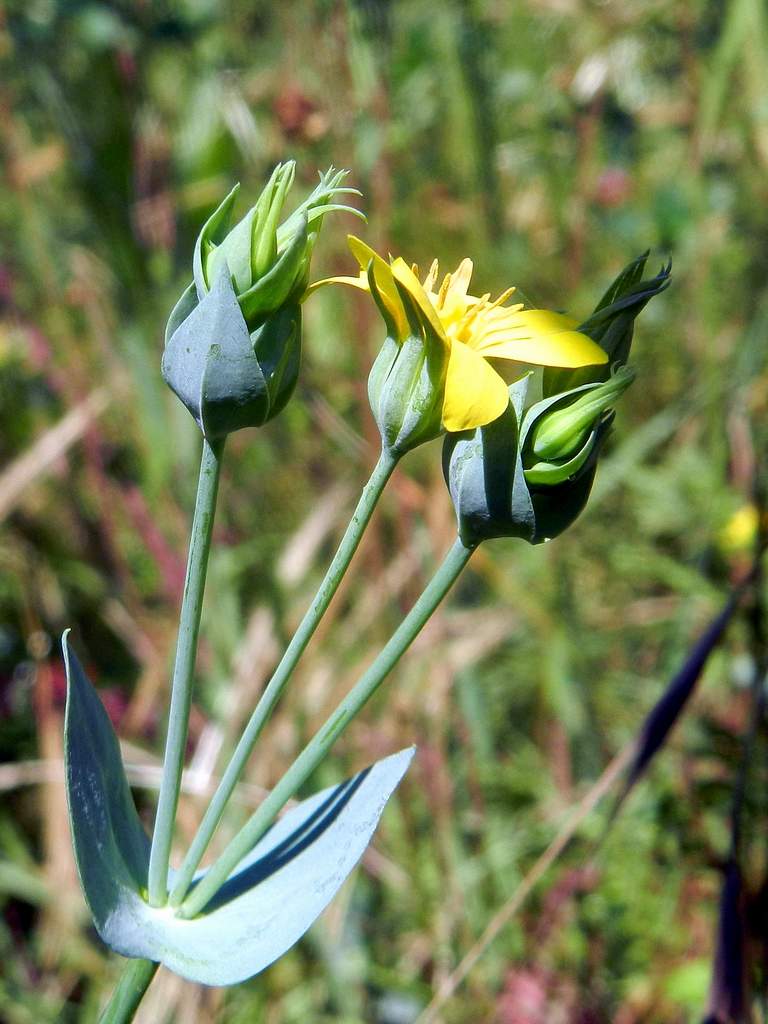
[
  {"xmin": 367, "ymin": 271, "xmax": 448, "ymax": 457},
  {"xmin": 192, "ymin": 163, "xmax": 362, "ymax": 330},
  {"xmin": 528, "ymin": 366, "xmax": 634, "ymax": 462},
  {"xmin": 163, "ymin": 165, "xmax": 362, "ymax": 439},
  {"xmin": 162, "ymin": 266, "xmax": 301, "ymax": 439},
  {"xmin": 443, "ymin": 375, "xmax": 612, "ymax": 547}
]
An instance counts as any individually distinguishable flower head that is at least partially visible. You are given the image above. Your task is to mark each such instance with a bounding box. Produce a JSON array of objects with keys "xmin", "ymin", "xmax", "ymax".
[
  {"xmin": 443, "ymin": 252, "xmax": 671, "ymax": 546},
  {"xmin": 194, "ymin": 163, "xmax": 363, "ymax": 330},
  {"xmin": 315, "ymin": 237, "xmax": 608, "ymax": 452},
  {"xmin": 162, "ymin": 165, "xmax": 363, "ymax": 439}
]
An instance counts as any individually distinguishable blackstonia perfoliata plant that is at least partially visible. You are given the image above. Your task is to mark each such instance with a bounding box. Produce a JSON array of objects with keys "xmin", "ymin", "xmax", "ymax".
[{"xmin": 61, "ymin": 163, "xmax": 670, "ymax": 1021}]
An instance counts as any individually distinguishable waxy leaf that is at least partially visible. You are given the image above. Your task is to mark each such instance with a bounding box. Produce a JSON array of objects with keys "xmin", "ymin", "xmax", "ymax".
[
  {"xmin": 63, "ymin": 633, "xmax": 151, "ymax": 919},
  {"xmin": 63, "ymin": 635, "xmax": 414, "ymax": 985}
]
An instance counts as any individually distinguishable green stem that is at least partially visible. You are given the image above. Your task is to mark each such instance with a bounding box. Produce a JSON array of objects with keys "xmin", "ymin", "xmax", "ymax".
[
  {"xmin": 98, "ymin": 959, "xmax": 158, "ymax": 1024},
  {"xmin": 177, "ymin": 536, "xmax": 474, "ymax": 919},
  {"xmin": 147, "ymin": 436, "xmax": 224, "ymax": 907},
  {"xmin": 168, "ymin": 449, "xmax": 398, "ymax": 907}
]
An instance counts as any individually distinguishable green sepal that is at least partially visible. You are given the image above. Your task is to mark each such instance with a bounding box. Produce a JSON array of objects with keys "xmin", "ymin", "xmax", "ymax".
[
  {"xmin": 251, "ymin": 303, "xmax": 302, "ymax": 422},
  {"xmin": 524, "ymin": 416, "xmax": 612, "ymax": 541},
  {"xmin": 367, "ymin": 261, "xmax": 400, "ymax": 341},
  {"xmin": 251, "ymin": 161, "xmax": 296, "ymax": 278},
  {"xmin": 366, "ymin": 280, "xmax": 450, "ymax": 457},
  {"xmin": 165, "ymin": 281, "xmax": 198, "ymax": 347},
  {"xmin": 207, "ymin": 205, "xmax": 258, "ymax": 295},
  {"xmin": 544, "ymin": 254, "xmax": 671, "ymax": 396},
  {"xmin": 193, "ymin": 184, "xmax": 240, "ymax": 300},
  {"xmin": 523, "ymin": 426, "xmax": 598, "ymax": 485},
  {"xmin": 62, "ymin": 634, "xmax": 414, "ymax": 986},
  {"xmin": 443, "ymin": 375, "xmax": 534, "ymax": 546},
  {"xmin": 525, "ymin": 367, "xmax": 633, "ymax": 461},
  {"xmin": 238, "ymin": 214, "xmax": 309, "ymax": 326},
  {"xmin": 276, "ymin": 166, "xmax": 363, "ymax": 250},
  {"xmin": 520, "ymin": 380, "xmax": 608, "ymax": 449}
]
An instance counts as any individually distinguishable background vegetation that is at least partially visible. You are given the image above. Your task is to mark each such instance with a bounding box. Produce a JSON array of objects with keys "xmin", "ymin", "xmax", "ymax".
[{"xmin": 2, "ymin": 1, "xmax": 768, "ymax": 1020}]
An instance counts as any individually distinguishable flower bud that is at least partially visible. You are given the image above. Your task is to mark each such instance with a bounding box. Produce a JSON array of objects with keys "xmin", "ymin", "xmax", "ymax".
[
  {"xmin": 162, "ymin": 165, "xmax": 362, "ymax": 438},
  {"xmin": 443, "ymin": 375, "xmax": 613, "ymax": 547},
  {"xmin": 313, "ymin": 235, "xmax": 609, "ymax": 458},
  {"xmin": 523, "ymin": 366, "xmax": 634, "ymax": 484},
  {"xmin": 366, "ymin": 270, "xmax": 449, "ymax": 456},
  {"xmin": 162, "ymin": 265, "xmax": 301, "ymax": 439}
]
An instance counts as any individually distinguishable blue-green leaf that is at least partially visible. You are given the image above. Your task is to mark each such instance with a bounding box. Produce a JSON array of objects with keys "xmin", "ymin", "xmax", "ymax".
[
  {"xmin": 63, "ymin": 632, "xmax": 151, "ymax": 924},
  {"xmin": 63, "ymin": 635, "xmax": 414, "ymax": 986}
]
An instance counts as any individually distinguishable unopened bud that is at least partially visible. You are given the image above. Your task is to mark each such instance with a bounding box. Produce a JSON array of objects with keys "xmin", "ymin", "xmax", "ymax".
[
  {"xmin": 527, "ymin": 366, "xmax": 634, "ymax": 463},
  {"xmin": 162, "ymin": 165, "xmax": 362, "ymax": 438}
]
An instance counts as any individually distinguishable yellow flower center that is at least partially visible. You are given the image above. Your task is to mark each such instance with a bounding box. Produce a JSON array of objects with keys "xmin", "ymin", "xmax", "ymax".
[{"xmin": 420, "ymin": 258, "xmax": 525, "ymax": 352}]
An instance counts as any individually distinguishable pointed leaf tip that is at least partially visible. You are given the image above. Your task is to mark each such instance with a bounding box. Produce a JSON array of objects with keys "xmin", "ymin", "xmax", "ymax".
[
  {"xmin": 63, "ymin": 637, "xmax": 151, "ymax": 935},
  {"xmin": 63, "ymin": 666, "xmax": 414, "ymax": 989},
  {"xmin": 609, "ymin": 570, "xmax": 755, "ymax": 821}
]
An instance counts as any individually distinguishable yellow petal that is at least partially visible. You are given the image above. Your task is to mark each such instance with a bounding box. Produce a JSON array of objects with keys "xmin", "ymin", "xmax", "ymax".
[
  {"xmin": 347, "ymin": 235, "xmax": 408, "ymax": 339},
  {"xmin": 390, "ymin": 258, "xmax": 449, "ymax": 347},
  {"xmin": 505, "ymin": 309, "xmax": 580, "ymax": 334},
  {"xmin": 348, "ymin": 235, "xmax": 386, "ymax": 273},
  {"xmin": 304, "ymin": 272, "xmax": 369, "ymax": 298},
  {"xmin": 474, "ymin": 309, "xmax": 608, "ymax": 368},
  {"xmin": 442, "ymin": 340, "xmax": 510, "ymax": 432}
]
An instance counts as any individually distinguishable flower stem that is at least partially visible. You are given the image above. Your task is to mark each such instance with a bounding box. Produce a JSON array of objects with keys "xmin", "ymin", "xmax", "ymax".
[
  {"xmin": 98, "ymin": 959, "xmax": 158, "ymax": 1024},
  {"xmin": 167, "ymin": 449, "xmax": 398, "ymax": 907},
  {"xmin": 177, "ymin": 536, "xmax": 474, "ymax": 919},
  {"xmin": 147, "ymin": 436, "xmax": 225, "ymax": 907}
]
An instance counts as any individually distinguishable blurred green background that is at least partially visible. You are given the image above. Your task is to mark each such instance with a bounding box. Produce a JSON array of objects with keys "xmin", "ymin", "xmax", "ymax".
[{"xmin": 2, "ymin": 1, "xmax": 768, "ymax": 1021}]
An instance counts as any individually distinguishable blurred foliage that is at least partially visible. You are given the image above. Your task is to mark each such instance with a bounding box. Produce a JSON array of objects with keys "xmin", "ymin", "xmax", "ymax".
[{"xmin": 2, "ymin": 0, "xmax": 768, "ymax": 1021}]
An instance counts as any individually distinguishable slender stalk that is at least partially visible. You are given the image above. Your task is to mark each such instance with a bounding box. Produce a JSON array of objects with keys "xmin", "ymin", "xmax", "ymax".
[
  {"xmin": 168, "ymin": 449, "xmax": 398, "ymax": 906},
  {"xmin": 177, "ymin": 536, "xmax": 474, "ymax": 919},
  {"xmin": 147, "ymin": 436, "xmax": 224, "ymax": 906},
  {"xmin": 99, "ymin": 959, "xmax": 158, "ymax": 1024}
]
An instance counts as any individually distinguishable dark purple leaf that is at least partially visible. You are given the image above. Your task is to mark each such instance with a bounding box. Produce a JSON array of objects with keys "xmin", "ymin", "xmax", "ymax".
[
  {"xmin": 612, "ymin": 570, "xmax": 756, "ymax": 817},
  {"xmin": 704, "ymin": 859, "xmax": 751, "ymax": 1024}
]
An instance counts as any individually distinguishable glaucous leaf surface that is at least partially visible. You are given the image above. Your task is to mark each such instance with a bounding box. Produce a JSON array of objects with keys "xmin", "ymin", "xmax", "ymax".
[{"xmin": 63, "ymin": 635, "xmax": 414, "ymax": 985}]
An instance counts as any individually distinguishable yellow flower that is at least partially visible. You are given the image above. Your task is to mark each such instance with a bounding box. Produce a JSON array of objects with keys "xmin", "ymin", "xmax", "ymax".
[
  {"xmin": 718, "ymin": 504, "xmax": 759, "ymax": 554},
  {"xmin": 315, "ymin": 236, "xmax": 608, "ymax": 432}
]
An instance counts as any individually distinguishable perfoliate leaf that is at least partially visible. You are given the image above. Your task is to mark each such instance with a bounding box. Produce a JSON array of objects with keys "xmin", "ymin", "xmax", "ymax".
[{"xmin": 63, "ymin": 635, "xmax": 414, "ymax": 986}]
